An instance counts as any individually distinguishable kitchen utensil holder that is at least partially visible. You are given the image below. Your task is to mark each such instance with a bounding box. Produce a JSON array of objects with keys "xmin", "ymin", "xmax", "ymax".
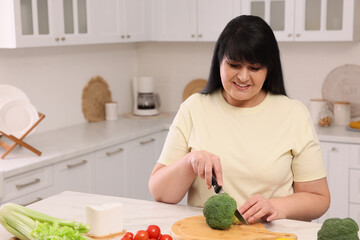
[{"xmin": 0, "ymin": 112, "xmax": 45, "ymax": 159}]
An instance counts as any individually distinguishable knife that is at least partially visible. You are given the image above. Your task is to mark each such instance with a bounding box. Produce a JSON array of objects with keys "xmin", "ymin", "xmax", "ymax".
[{"xmin": 211, "ymin": 175, "xmax": 249, "ymax": 225}]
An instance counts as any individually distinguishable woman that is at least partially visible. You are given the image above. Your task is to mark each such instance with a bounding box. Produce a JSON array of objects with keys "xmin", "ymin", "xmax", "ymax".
[{"xmin": 148, "ymin": 15, "xmax": 330, "ymax": 223}]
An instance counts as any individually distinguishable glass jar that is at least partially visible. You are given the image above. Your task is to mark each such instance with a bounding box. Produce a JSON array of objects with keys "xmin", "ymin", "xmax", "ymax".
[{"xmin": 318, "ymin": 103, "xmax": 333, "ymax": 127}]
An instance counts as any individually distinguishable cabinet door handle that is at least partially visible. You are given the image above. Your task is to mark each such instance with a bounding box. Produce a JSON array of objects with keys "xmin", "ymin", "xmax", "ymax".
[
  {"xmin": 55, "ymin": 37, "xmax": 60, "ymax": 41},
  {"xmin": 121, "ymin": 35, "xmax": 125, "ymax": 39},
  {"xmin": 23, "ymin": 197, "xmax": 43, "ymax": 206},
  {"xmin": 140, "ymin": 138, "xmax": 155, "ymax": 145},
  {"xmin": 198, "ymin": 34, "xmax": 202, "ymax": 38},
  {"xmin": 126, "ymin": 35, "xmax": 130, "ymax": 38},
  {"xmin": 191, "ymin": 34, "xmax": 195, "ymax": 38},
  {"xmin": 67, "ymin": 160, "xmax": 87, "ymax": 169},
  {"xmin": 16, "ymin": 178, "xmax": 40, "ymax": 189},
  {"xmin": 331, "ymin": 147, "xmax": 337, "ymax": 151},
  {"xmin": 296, "ymin": 33, "xmax": 301, "ymax": 38},
  {"xmin": 106, "ymin": 148, "xmax": 124, "ymax": 156},
  {"xmin": 61, "ymin": 37, "xmax": 66, "ymax": 41}
]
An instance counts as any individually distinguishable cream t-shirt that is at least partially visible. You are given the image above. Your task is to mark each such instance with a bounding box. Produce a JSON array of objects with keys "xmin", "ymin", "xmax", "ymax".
[{"xmin": 158, "ymin": 90, "xmax": 327, "ymax": 207}]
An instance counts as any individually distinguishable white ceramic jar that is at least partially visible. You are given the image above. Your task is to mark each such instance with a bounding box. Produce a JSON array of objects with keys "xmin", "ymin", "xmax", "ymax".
[
  {"xmin": 333, "ymin": 102, "xmax": 351, "ymax": 126},
  {"xmin": 309, "ymin": 99, "xmax": 327, "ymax": 124}
]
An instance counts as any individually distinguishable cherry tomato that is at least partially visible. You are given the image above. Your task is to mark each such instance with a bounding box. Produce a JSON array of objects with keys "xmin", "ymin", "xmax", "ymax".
[
  {"xmin": 121, "ymin": 237, "xmax": 132, "ymax": 240},
  {"xmin": 134, "ymin": 230, "xmax": 149, "ymax": 240},
  {"xmin": 158, "ymin": 233, "xmax": 162, "ymax": 239},
  {"xmin": 159, "ymin": 234, "xmax": 173, "ymax": 240},
  {"xmin": 149, "ymin": 239, "xmax": 157, "ymax": 240},
  {"xmin": 146, "ymin": 225, "xmax": 161, "ymax": 239},
  {"xmin": 123, "ymin": 232, "xmax": 134, "ymax": 239}
]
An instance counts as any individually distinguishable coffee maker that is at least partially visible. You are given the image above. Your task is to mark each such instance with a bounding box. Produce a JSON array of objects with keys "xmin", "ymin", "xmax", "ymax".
[{"xmin": 132, "ymin": 76, "xmax": 160, "ymax": 116}]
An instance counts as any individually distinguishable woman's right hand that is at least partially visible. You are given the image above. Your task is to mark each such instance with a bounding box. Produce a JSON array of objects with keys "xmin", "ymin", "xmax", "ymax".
[{"xmin": 187, "ymin": 150, "xmax": 223, "ymax": 189}]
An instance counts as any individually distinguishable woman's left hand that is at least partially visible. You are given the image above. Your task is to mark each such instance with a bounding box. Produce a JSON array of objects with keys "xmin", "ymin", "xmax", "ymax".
[{"xmin": 238, "ymin": 194, "xmax": 280, "ymax": 224}]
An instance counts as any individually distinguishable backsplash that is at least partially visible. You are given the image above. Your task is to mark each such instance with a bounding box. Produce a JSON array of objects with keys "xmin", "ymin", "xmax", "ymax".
[{"xmin": 0, "ymin": 41, "xmax": 360, "ymax": 134}]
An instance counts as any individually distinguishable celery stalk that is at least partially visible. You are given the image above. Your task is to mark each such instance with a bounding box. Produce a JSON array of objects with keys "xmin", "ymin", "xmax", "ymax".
[{"xmin": 0, "ymin": 203, "xmax": 91, "ymax": 240}]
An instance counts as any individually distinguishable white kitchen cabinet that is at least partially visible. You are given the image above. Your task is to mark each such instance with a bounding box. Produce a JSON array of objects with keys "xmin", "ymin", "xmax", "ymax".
[
  {"xmin": 152, "ymin": 0, "xmax": 240, "ymax": 41},
  {"xmin": 126, "ymin": 131, "xmax": 167, "ymax": 201},
  {"xmin": 241, "ymin": 0, "xmax": 295, "ymax": 41},
  {"xmin": 54, "ymin": 152, "xmax": 95, "ymax": 194},
  {"xmin": 0, "ymin": 0, "xmax": 91, "ymax": 48},
  {"xmin": 317, "ymin": 141, "xmax": 350, "ymax": 223},
  {"xmin": 94, "ymin": 143, "xmax": 127, "ymax": 197},
  {"xmin": 349, "ymin": 144, "xmax": 360, "ymax": 224},
  {"xmin": 2, "ymin": 187, "xmax": 57, "ymax": 206},
  {"xmin": 242, "ymin": 0, "xmax": 360, "ymax": 41},
  {"xmin": 88, "ymin": 0, "xmax": 149, "ymax": 43},
  {"xmin": 0, "ymin": 165, "xmax": 54, "ymax": 203}
]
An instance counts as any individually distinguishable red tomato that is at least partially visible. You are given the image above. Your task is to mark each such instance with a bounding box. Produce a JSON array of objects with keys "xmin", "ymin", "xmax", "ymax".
[
  {"xmin": 159, "ymin": 234, "xmax": 173, "ymax": 240},
  {"xmin": 146, "ymin": 225, "xmax": 161, "ymax": 239},
  {"xmin": 134, "ymin": 230, "xmax": 149, "ymax": 240},
  {"xmin": 121, "ymin": 237, "xmax": 132, "ymax": 240},
  {"xmin": 149, "ymin": 239, "xmax": 157, "ymax": 240},
  {"xmin": 123, "ymin": 232, "xmax": 134, "ymax": 239}
]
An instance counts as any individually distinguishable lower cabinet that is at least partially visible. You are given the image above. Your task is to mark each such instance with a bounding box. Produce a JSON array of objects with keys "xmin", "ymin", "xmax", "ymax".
[
  {"xmin": 54, "ymin": 153, "xmax": 95, "ymax": 194},
  {"xmin": 318, "ymin": 141, "xmax": 360, "ymax": 225},
  {"xmin": 0, "ymin": 166, "xmax": 54, "ymax": 205},
  {"xmin": 0, "ymin": 130, "xmax": 168, "ymax": 205},
  {"xmin": 126, "ymin": 131, "xmax": 166, "ymax": 201},
  {"xmin": 94, "ymin": 143, "xmax": 127, "ymax": 197}
]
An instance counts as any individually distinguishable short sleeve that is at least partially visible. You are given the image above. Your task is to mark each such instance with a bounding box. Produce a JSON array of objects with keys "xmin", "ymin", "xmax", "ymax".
[
  {"xmin": 291, "ymin": 101, "xmax": 327, "ymax": 182},
  {"xmin": 158, "ymin": 102, "xmax": 193, "ymax": 166}
]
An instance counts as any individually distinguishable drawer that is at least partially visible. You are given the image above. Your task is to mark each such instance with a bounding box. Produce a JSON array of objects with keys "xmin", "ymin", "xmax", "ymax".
[
  {"xmin": 96, "ymin": 143, "xmax": 126, "ymax": 158},
  {"xmin": 2, "ymin": 166, "xmax": 53, "ymax": 202},
  {"xmin": 350, "ymin": 169, "xmax": 360, "ymax": 203},
  {"xmin": 1, "ymin": 186, "xmax": 57, "ymax": 206},
  {"xmin": 350, "ymin": 144, "xmax": 360, "ymax": 169}
]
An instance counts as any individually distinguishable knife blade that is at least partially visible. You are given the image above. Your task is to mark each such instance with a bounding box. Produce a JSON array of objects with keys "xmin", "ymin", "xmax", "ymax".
[{"xmin": 211, "ymin": 175, "xmax": 249, "ymax": 225}]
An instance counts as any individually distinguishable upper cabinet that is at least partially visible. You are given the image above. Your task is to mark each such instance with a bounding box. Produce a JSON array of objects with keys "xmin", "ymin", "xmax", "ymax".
[
  {"xmin": 88, "ymin": 0, "xmax": 149, "ymax": 44},
  {"xmin": 0, "ymin": 0, "xmax": 359, "ymax": 48},
  {"xmin": 242, "ymin": 0, "xmax": 360, "ymax": 42},
  {"xmin": 0, "ymin": 0, "xmax": 149, "ymax": 48},
  {"xmin": 0, "ymin": 0, "xmax": 91, "ymax": 48},
  {"xmin": 152, "ymin": 0, "xmax": 241, "ymax": 42}
]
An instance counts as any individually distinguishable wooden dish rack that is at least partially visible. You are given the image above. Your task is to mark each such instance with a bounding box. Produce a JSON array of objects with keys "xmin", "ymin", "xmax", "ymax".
[{"xmin": 0, "ymin": 112, "xmax": 45, "ymax": 159}]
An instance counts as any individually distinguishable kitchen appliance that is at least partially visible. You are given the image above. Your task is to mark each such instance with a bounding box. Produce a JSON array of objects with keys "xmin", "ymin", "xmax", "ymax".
[
  {"xmin": 211, "ymin": 176, "xmax": 248, "ymax": 225},
  {"xmin": 132, "ymin": 76, "xmax": 160, "ymax": 116}
]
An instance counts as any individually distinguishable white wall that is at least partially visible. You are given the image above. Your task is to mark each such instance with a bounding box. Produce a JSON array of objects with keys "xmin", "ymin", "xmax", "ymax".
[
  {"xmin": 137, "ymin": 41, "xmax": 360, "ymax": 112},
  {"xmin": 0, "ymin": 41, "xmax": 359, "ymax": 133},
  {"xmin": 0, "ymin": 43, "xmax": 137, "ymax": 133}
]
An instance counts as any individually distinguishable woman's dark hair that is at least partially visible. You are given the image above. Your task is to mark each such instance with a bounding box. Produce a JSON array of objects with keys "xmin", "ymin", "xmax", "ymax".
[{"xmin": 202, "ymin": 15, "xmax": 286, "ymax": 96}]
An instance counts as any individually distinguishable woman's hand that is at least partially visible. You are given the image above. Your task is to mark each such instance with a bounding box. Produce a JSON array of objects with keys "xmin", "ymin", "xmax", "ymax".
[
  {"xmin": 239, "ymin": 194, "xmax": 280, "ymax": 223},
  {"xmin": 187, "ymin": 150, "xmax": 223, "ymax": 189}
]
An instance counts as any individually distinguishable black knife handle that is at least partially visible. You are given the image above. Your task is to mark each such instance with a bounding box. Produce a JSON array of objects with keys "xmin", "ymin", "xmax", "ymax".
[{"xmin": 211, "ymin": 175, "xmax": 222, "ymax": 194}]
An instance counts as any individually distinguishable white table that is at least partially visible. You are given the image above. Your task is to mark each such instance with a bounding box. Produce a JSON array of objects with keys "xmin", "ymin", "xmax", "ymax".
[{"xmin": 0, "ymin": 191, "xmax": 323, "ymax": 239}]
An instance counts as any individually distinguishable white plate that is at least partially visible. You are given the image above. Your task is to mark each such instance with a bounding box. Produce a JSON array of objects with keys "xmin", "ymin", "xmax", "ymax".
[
  {"xmin": 0, "ymin": 84, "xmax": 30, "ymax": 106},
  {"xmin": 0, "ymin": 99, "xmax": 39, "ymax": 138}
]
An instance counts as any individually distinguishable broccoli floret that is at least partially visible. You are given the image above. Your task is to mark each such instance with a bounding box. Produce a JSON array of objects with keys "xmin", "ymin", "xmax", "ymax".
[
  {"xmin": 203, "ymin": 193, "xmax": 238, "ymax": 230},
  {"xmin": 317, "ymin": 217, "xmax": 359, "ymax": 240}
]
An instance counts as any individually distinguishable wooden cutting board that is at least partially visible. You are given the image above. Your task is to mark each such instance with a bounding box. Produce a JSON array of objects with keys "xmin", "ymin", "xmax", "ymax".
[{"xmin": 171, "ymin": 216, "xmax": 297, "ymax": 240}]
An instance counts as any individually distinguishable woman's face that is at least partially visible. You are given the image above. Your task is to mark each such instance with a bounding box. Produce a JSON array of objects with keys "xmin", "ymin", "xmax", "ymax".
[{"xmin": 220, "ymin": 56, "xmax": 268, "ymax": 107}]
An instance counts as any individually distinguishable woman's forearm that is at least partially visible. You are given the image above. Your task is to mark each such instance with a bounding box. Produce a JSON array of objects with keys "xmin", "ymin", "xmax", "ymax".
[
  {"xmin": 269, "ymin": 191, "xmax": 330, "ymax": 221},
  {"xmin": 269, "ymin": 179, "xmax": 330, "ymax": 221},
  {"xmin": 148, "ymin": 154, "xmax": 196, "ymax": 204}
]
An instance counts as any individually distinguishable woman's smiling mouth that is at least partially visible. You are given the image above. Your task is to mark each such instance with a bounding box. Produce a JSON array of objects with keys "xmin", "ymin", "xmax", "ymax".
[{"xmin": 234, "ymin": 81, "xmax": 250, "ymax": 89}]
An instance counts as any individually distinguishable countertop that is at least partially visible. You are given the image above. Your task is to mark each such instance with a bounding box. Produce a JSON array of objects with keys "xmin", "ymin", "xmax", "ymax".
[
  {"xmin": 316, "ymin": 125, "xmax": 360, "ymax": 144},
  {"xmin": 0, "ymin": 114, "xmax": 175, "ymax": 178},
  {"xmin": 0, "ymin": 191, "xmax": 324, "ymax": 240},
  {"xmin": 0, "ymin": 114, "xmax": 359, "ymax": 180}
]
